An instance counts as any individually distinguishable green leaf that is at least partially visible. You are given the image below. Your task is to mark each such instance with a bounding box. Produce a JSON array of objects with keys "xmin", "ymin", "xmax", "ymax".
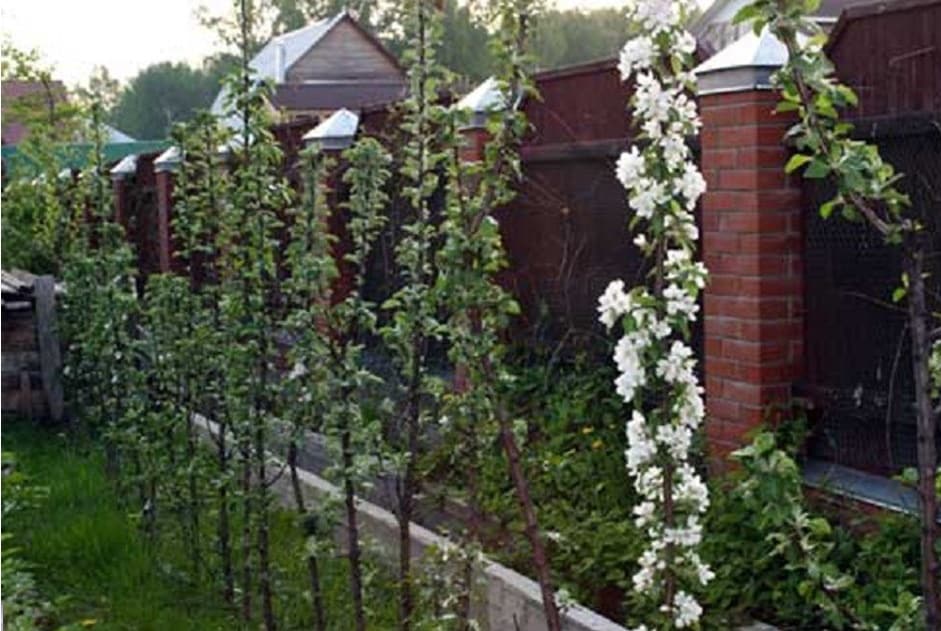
[
  {"xmin": 892, "ymin": 286, "xmax": 907, "ymax": 303},
  {"xmin": 785, "ymin": 154, "xmax": 813, "ymax": 173},
  {"xmin": 808, "ymin": 517, "xmax": 831, "ymax": 537},
  {"xmin": 804, "ymin": 159, "xmax": 830, "ymax": 179},
  {"xmin": 819, "ymin": 200, "xmax": 836, "ymax": 219},
  {"xmin": 732, "ymin": 4, "xmax": 760, "ymax": 25}
]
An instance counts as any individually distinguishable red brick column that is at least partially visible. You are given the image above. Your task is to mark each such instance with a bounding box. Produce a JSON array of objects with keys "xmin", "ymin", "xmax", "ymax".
[
  {"xmin": 699, "ymin": 89, "xmax": 804, "ymax": 463},
  {"xmin": 155, "ymin": 170, "xmax": 174, "ymax": 273},
  {"xmin": 112, "ymin": 177, "xmax": 129, "ymax": 235}
]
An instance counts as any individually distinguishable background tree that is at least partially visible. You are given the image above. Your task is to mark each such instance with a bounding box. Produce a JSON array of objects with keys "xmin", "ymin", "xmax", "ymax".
[
  {"xmin": 530, "ymin": 7, "xmax": 634, "ymax": 71},
  {"xmin": 108, "ymin": 62, "xmax": 227, "ymax": 139},
  {"xmin": 82, "ymin": 65, "xmax": 121, "ymax": 112},
  {"xmin": 1, "ymin": 42, "xmax": 84, "ymax": 274}
]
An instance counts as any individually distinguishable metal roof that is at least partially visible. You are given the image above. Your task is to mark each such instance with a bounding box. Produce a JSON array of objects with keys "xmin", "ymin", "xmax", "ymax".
[
  {"xmin": 456, "ymin": 77, "xmax": 505, "ymax": 114},
  {"xmin": 153, "ymin": 145, "xmax": 181, "ymax": 172},
  {"xmin": 254, "ymin": 13, "xmax": 345, "ymax": 80},
  {"xmin": 694, "ymin": 28, "xmax": 788, "ymax": 74},
  {"xmin": 110, "ymin": 153, "xmax": 138, "ymax": 179},
  {"xmin": 210, "ymin": 12, "xmax": 347, "ymax": 123},
  {"xmin": 694, "ymin": 28, "xmax": 790, "ymax": 95},
  {"xmin": 303, "ymin": 108, "xmax": 359, "ymax": 150}
]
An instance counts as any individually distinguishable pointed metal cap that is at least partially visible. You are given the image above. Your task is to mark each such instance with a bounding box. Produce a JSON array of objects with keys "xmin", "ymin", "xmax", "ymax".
[
  {"xmin": 694, "ymin": 27, "xmax": 789, "ymax": 95},
  {"xmin": 154, "ymin": 146, "xmax": 181, "ymax": 173},
  {"xmin": 303, "ymin": 108, "xmax": 359, "ymax": 150},
  {"xmin": 456, "ymin": 76, "xmax": 507, "ymax": 129},
  {"xmin": 110, "ymin": 154, "xmax": 138, "ymax": 181}
]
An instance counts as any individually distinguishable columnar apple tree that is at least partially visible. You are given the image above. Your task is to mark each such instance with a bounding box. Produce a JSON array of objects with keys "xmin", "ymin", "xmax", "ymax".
[{"xmin": 598, "ymin": 0, "xmax": 712, "ymax": 628}]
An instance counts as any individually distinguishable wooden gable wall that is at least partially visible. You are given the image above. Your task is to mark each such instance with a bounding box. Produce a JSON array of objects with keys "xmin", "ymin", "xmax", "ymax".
[{"xmin": 286, "ymin": 20, "xmax": 402, "ymax": 83}]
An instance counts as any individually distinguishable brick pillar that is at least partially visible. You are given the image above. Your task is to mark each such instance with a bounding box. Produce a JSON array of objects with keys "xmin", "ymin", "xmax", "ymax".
[
  {"xmin": 155, "ymin": 169, "xmax": 174, "ymax": 273},
  {"xmin": 112, "ymin": 177, "xmax": 129, "ymax": 234},
  {"xmin": 697, "ymin": 69, "xmax": 804, "ymax": 463}
]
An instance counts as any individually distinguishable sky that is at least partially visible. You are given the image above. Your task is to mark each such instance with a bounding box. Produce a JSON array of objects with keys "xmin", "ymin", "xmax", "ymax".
[{"xmin": 1, "ymin": 0, "xmax": 690, "ymax": 87}]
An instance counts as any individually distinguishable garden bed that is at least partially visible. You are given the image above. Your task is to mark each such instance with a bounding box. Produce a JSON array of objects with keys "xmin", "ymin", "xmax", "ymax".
[{"xmin": 0, "ymin": 418, "xmax": 399, "ymax": 630}]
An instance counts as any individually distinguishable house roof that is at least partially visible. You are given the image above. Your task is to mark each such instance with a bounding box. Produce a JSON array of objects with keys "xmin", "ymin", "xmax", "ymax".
[
  {"xmin": 1, "ymin": 80, "xmax": 68, "ymax": 145},
  {"xmin": 211, "ymin": 11, "xmax": 405, "ymax": 128},
  {"xmin": 272, "ymin": 81, "xmax": 406, "ymax": 111},
  {"xmin": 105, "ymin": 125, "xmax": 136, "ymax": 144},
  {"xmin": 251, "ymin": 12, "xmax": 346, "ymax": 80},
  {"xmin": 692, "ymin": 0, "xmax": 879, "ymax": 34}
]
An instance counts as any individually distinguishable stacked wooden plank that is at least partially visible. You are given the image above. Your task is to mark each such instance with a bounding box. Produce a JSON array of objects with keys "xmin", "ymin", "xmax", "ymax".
[{"xmin": 1, "ymin": 270, "xmax": 64, "ymax": 421}]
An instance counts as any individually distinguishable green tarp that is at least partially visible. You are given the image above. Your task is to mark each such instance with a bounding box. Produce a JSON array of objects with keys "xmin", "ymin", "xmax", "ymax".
[{"xmin": 1, "ymin": 140, "xmax": 170, "ymax": 174}]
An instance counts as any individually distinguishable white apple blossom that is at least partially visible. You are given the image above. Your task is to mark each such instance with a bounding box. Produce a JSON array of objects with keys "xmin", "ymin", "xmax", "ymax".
[
  {"xmin": 616, "ymin": 147, "xmax": 646, "ymax": 188},
  {"xmin": 672, "ymin": 590, "xmax": 703, "ymax": 628},
  {"xmin": 664, "ymin": 284, "xmax": 700, "ymax": 320},
  {"xmin": 618, "ymin": 36, "xmax": 656, "ymax": 78},
  {"xmin": 642, "ymin": 118, "xmax": 663, "ymax": 140},
  {"xmin": 616, "ymin": 368, "xmax": 646, "ymax": 405},
  {"xmin": 597, "ymin": 279, "xmax": 631, "ymax": 329},
  {"xmin": 656, "ymin": 340, "xmax": 696, "ymax": 385},
  {"xmin": 688, "ymin": 551, "xmax": 716, "ymax": 585},
  {"xmin": 629, "ymin": 180, "xmax": 665, "ymax": 219},
  {"xmin": 674, "ymin": 31, "xmax": 697, "ymax": 56},
  {"xmin": 614, "ymin": 333, "xmax": 645, "ymax": 374},
  {"xmin": 677, "ymin": 162, "xmax": 707, "ymax": 209},
  {"xmin": 633, "ymin": 500, "xmax": 656, "ymax": 527},
  {"xmin": 630, "ymin": 0, "xmax": 681, "ymax": 34},
  {"xmin": 662, "ymin": 133, "xmax": 689, "ymax": 169},
  {"xmin": 599, "ymin": 1, "xmax": 710, "ymax": 626},
  {"xmin": 656, "ymin": 423, "xmax": 692, "ymax": 459}
]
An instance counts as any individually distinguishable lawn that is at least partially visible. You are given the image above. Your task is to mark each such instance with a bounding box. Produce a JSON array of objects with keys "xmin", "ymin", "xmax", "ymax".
[{"xmin": 1, "ymin": 418, "xmax": 396, "ymax": 631}]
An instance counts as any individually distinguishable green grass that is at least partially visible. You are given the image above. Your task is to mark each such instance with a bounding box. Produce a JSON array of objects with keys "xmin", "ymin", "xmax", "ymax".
[{"xmin": 2, "ymin": 419, "xmax": 397, "ymax": 630}]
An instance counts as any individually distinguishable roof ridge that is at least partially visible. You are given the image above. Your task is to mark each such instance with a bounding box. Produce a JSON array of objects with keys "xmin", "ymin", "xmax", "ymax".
[{"xmin": 272, "ymin": 12, "xmax": 337, "ymax": 43}]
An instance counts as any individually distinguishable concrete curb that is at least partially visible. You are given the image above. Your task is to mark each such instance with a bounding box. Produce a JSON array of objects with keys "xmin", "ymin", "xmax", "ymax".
[{"xmin": 194, "ymin": 415, "xmax": 626, "ymax": 630}]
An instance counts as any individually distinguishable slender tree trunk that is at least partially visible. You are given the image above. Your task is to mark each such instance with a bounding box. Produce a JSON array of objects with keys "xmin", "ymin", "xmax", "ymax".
[
  {"xmin": 654, "ymin": 241, "xmax": 677, "ymax": 611},
  {"xmin": 185, "ymin": 403, "xmax": 202, "ymax": 575},
  {"xmin": 457, "ymin": 452, "xmax": 482, "ymax": 631},
  {"xmin": 240, "ymin": 452, "xmax": 253, "ymax": 621},
  {"xmin": 217, "ymin": 422, "xmax": 235, "ymax": 605},
  {"xmin": 255, "ymin": 420, "xmax": 276, "ymax": 631},
  {"xmin": 398, "ymin": 360, "xmax": 423, "ymax": 631},
  {"xmin": 288, "ymin": 443, "xmax": 327, "ymax": 631},
  {"xmin": 903, "ymin": 242, "xmax": 940, "ymax": 629},
  {"xmin": 497, "ymin": 409, "xmax": 561, "ymax": 631},
  {"xmin": 341, "ymin": 419, "xmax": 367, "ymax": 631}
]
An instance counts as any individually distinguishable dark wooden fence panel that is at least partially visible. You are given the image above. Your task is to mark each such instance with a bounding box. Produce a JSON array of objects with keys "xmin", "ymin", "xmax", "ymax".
[{"xmin": 827, "ymin": 0, "xmax": 941, "ymax": 120}]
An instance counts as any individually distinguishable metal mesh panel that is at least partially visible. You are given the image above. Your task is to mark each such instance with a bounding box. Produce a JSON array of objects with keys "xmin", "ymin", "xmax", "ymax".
[{"xmin": 802, "ymin": 124, "xmax": 941, "ymax": 475}]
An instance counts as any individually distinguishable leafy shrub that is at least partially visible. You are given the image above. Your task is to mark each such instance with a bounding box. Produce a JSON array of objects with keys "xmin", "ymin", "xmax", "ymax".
[
  {"xmin": 465, "ymin": 357, "xmax": 641, "ymax": 613},
  {"xmin": 702, "ymin": 430, "xmax": 923, "ymax": 630},
  {"xmin": 2, "ymin": 451, "xmax": 55, "ymax": 631}
]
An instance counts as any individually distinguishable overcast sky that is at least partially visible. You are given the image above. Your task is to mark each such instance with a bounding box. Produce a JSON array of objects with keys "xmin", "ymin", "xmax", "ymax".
[{"xmin": 1, "ymin": 1, "xmax": 700, "ymax": 87}]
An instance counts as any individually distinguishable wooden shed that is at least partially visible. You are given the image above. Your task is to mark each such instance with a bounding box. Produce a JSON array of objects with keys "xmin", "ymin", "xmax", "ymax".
[{"xmin": 1, "ymin": 270, "xmax": 65, "ymax": 421}]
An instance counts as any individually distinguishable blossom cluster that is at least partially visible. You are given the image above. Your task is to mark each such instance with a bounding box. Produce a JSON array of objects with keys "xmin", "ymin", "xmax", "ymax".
[{"xmin": 600, "ymin": 0, "xmax": 712, "ymax": 627}]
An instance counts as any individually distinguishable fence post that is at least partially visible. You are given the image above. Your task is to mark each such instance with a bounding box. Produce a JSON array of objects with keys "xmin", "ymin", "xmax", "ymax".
[
  {"xmin": 34, "ymin": 275, "xmax": 65, "ymax": 423},
  {"xmin": 154, "ymin": 147, "xmax": 180, "ymax": 273},
  {"xmin": 695, "ymin": 33, "xmax": 805, "ymax": 466}
]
